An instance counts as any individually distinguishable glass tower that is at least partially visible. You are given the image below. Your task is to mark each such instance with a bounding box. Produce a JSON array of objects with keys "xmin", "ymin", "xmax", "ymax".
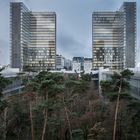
[
  {"xmin": 10, "ymin": 2, "xmax": 56, "ymax": 71},
  {"xmin": 10, "ymin": 2, "xmax": 30, "ymax": 69},
  {"xmin": 120, "ymin": 2, "xmax": 136, "ymax": 68},
  {"xmin": 92, "ymin": 2, "xmax": 136, "ymax": 70}
]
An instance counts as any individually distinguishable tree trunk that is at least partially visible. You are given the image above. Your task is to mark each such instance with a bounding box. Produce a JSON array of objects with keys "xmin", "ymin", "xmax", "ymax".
[
  {"xmin": 3, "ymin": 107, "xmax": 8, "ymax": 140},
  {"xmin": 41, "ymin": 89, "xmax": 48, "ymax": 140},
  {"xmin": 29, "ymin": 101, "xmax": 35, "ymax": 140},
  {"xmin": 113, "ymin": 78, "xmax": 122, "ymax": 140},
  {"xmin": 41, "ymin": 111, "xmax": 48, "ymax": 140},
  {"xmin": 63, "ymin": 97, "xmax": 73, "ymax": 140},
  {"xmin": 17, "ymin": 128, "xmax": 21, "ymax": 140},
  {"xmin": 136, "ymin": 126, "xmax": 139, "ymax": 140}
]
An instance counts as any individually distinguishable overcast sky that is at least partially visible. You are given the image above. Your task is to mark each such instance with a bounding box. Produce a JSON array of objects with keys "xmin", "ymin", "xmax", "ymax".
[{"xmin": 0, "ymin": 0, "xmax": 139, "ymax": 65}]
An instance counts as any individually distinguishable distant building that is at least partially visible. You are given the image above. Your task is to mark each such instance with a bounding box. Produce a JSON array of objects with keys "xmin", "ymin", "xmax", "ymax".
[
  {"xmin": 0, "ymin": 65, "xmax": 3, "ymax": 69},
  {"xmin": 56, "ymin": 54, "xmax": 72, "ymax": 70},
  {"xmin": 137, "ymin": 63, "xmax": 140, "ymax": 67},
  {"xmin": 72, "ymin": 57, "xmax": 93, "ymax": 73},
  {"xmin": 84, "ymin": 58, "xmax": 92, "ymax": 73},
  {"xmin": 64, "ymin": 59, "xmax": 72, "ymax": 70},
  {"xmin": 10, "ymin": 2, "xmax": 56, "ymax": 71},
  {"xmin": 56, "ymin": 54, "xmax": 65, "ymax": 70},
  {"xmin": 92, "ymin": 2, "xmax": 136, "ymax": 70},
  {"xmin": 72, "ymin": 57, "xmax": 84, "ymax": 72}
]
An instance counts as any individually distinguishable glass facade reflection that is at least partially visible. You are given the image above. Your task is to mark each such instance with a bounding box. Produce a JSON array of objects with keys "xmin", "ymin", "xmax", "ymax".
[
  {"xmin": 92, "ymin": 2, "xmax": 136, "ymax": 70},
  {"xmin": 23, "ymin": 12, "xmax": 56, "ymax": 71},
  {"xmin": 10, "ymin": 2, "xmax": 56, "ymax": 71}
]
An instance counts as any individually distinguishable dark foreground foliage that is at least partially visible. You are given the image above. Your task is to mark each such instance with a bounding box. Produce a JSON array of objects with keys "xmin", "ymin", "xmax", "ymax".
[{"xmin": 0, "ymin": 70, "xmax": 140, "ymax": 140}]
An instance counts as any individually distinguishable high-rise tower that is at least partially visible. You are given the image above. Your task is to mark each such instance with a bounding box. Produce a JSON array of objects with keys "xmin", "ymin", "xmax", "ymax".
[
  {"xmin": 10, "ymin": 2, "xmax": 30, "ymax": 69},
  {"xmin": 10, "ymin": 2, "xmax": 56, "ymax": 71},
  {"xmin": 120, "ymin": 2, "xmax": 136, "ymax": 68},
  {"xmin": 92, "ymin": 2, "xmax": 136, "ymax": 70}
]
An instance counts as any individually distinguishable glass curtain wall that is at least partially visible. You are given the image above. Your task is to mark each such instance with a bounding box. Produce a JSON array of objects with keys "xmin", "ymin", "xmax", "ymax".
[{"xmin": 92, "ymin": 12, "xmax": 124, "ymax": 70}]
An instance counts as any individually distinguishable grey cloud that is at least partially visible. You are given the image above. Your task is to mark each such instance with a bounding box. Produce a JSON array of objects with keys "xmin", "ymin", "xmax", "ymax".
[
  {"xmin": 0, "ymin": 0, "xmax": 140, "ymax": 64},
  {"xmin": 57, "ymin": 30, "xmax": 88, "ymax": 58}
]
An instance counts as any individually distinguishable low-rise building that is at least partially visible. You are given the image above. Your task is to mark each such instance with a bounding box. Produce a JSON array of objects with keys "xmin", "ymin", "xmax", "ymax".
[
  {"xmin": 84, "ymin": 58, "xmax": 92, "ymax": 73},
  {"xmin": 56, "ymin": 54, "xmax": 72, "ymax": 70},
  {"xmin": 99, "ymin": 68, "xmax": 140, "ymax": 100},
  {"xmin": 56, "ymin": 54, "xmax": 65, "ymax": 70},
  {"xmin": 0, "ymin": 68, "xmax": 24, "ymax": 96},
  {"xmin": 64, "ymin": 59, "xmax": 72, "ymax": 70},
  {"xmin": 72, "ymin": 57, "xmax": 84, "ymax": 72}
]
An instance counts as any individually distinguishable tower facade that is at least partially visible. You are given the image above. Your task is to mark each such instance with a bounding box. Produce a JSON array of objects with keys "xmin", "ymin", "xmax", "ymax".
[
  {"xmin": 10, "ymin": 2, "xmax": 56, "ymax": 71},
  {"xmin": 120, "ymin": 2, "xmax": 136, "ymax": 68},
  {"xmin": 10, "ymin": 2, "xmax": 30, "ymax": 69},
  {"xmin": 92, "ymin": 2, "xmax": 136, "ymax": 70}
]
